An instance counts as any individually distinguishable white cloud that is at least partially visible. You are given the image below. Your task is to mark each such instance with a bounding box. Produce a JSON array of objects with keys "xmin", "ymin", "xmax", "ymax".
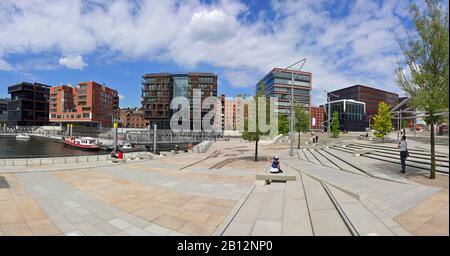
[
  {"xmin": 58, "ymin": 56, "xmax": 87, "ymax": 70},
  {"xmin": 0, "ymin": 58, "xmax": 13, "ymax": 71},
  {"xmin": 0, "ymin": 0, "xmax": 425, "ymax": 105},
  {"xmin": 118, "ymin": 94, "xmax": 125, "ymax": 100}
]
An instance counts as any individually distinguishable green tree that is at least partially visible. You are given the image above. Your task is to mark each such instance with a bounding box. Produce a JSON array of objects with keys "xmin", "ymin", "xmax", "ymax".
[
  {"xmin": 241, "ymin": 85, "xmax": 270, "ymax": 161},
  {"xmin": 278, "ymin": 114, "xmax": 289, "ymax": 136},
  {"xmin": 396, "ymin": 0, "xmax": 449, "ymax": 179},
  {"xmin": 331, "ymin": 111, "xmax": 340, "ymax": 138},
  {"xmin": 373, "ymin": 102, "xmax": 393, "ymax": 141},
  {"xmin": 401, "ymin": 119, "xmax": 409, "ymax": 129},
  {"xmin": 294, "ymin": 104, "xmax": 310, "ymax": 149}
]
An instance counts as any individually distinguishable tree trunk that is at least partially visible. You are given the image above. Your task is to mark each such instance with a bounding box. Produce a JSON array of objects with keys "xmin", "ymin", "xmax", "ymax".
[
  {"xmin": 430, "ymin": 122, "xmax": 436, "ymax": 179},
  {"xmin": 254, "ymin": 139, "xmax": 259, "ymax": 162},
  {"xmin": 297, "ymin": 131, "xmax": 301, "ymax": 149}
]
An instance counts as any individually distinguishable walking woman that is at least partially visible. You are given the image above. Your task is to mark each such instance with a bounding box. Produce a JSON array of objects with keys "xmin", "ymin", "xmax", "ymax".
[{"xmin": 397, "ymin": 135, "xmax": 408, "ymax": 173}]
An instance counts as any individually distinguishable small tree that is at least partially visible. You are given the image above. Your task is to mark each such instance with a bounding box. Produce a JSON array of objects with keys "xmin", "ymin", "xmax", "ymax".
[
  {"xmin": 401, "ymin": 119, "xmax": 409, "ymax": 129},
  {"xmin": 294, "ymin": 104, "xmax": 310, "ymax": 149},
  {"xmin": 278, "ymin": 114, "xmax": 289, "ymax": 136},
  {"xmin": 396, "ymin": 0, "xmax": 449, "ymax": 179},
  {"xmin": 241, "ymin": 85, "xmax": 270, "ymax": 161},
  {"xmin": 331, "ymin": 111, "xmax": 340, "ymax": 138},
  {"xmin": 373, "ymin": 102, "xmax": 393, "ymax": 141}
]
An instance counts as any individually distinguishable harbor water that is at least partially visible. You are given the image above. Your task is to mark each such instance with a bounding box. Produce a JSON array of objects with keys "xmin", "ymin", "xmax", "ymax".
[{"xmin": 0, "ymin": 136, "xmax": 104, "ymax": 158}]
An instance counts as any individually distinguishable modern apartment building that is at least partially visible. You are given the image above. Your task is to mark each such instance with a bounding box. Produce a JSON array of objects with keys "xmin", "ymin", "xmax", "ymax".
[
  {"xmin": 118, "ymin": 107, "xmax": 149, "ymax": 128},
  {"xmin": 214, "ymin": 95, "xmax": 245, "ymax": 131},
  {"xmin": 7, "ymin": 82, "xmax": 50, "ymax": 126},
  {"xmin": 320, "ymin": 99, "xmax": 366, "ymax": 131},
  {"xmin": 49, "ymin": 81, "xmax": 119, "ymax": 128},
  {"xmin": 142, "ymin": 72, "xmax": 218, "ymax": 130},
  {"xmin": 257, "ymin": 68, "xmax": 312, "ymax": 115},
  {"xmin": 310, "ymin": 106, "xmax": 325, "ymax": 131},
  {"xmin": 0, "ymin": 98, "xmax": 10, "ymax": 128},
  {"xmin": 328, "ymin": 85, "xmax": 399, "ymax": 126}
]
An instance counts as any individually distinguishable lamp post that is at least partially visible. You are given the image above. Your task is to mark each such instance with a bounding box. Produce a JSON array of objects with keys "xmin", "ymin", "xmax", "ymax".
[{"xmin": 280, "ymin": 58, "xmax": 307, "ymax": 157}]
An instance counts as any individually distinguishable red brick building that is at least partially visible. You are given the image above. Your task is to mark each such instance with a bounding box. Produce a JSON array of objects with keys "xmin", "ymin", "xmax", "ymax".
[
  {"xmin": 118, "ymin": 108, "xmax": 149, "ymax": 128},
  {"xmin": 310, "ymin": 106, "xmax": 324, "ymax": 130},
  {"xmin": 328, "ymin": 85, "xmax": 399, "ymax": 126},
  {"xmin": 49, "ymin": 81, "xmax": 119, "ymax": 127}
]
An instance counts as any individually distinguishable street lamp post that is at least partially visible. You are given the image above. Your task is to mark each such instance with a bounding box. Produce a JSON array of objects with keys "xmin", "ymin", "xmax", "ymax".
[{"xmin": 281, "ymin": 58, "xmax": 307, "ymax": 157}]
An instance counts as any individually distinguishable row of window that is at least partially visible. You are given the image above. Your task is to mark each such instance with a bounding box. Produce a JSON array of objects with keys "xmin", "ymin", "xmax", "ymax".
[{"xmin": 50, "ymin": 113, "xmax": 91, "ymax": 119}]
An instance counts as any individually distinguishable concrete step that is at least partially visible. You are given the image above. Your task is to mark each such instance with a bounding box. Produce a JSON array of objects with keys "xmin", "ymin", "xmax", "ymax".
[
  {"xmin": 326, "ymin": 185, "xmax": 397, "ymax": 236},
  {"xmin": 301, "ymin": 173, "xmax": 351, "ymax": 236},
  {"xmin": 325, "ymin": 147, "xmax": 416, "ymax": 184},
  {"xmin": 347, "ymin": 145, "xmax": 449, "ymax": 165},
  {"xmin": 297, "ymin": 150, "xmax": 308, "ymax": 161},
  {"xmin": 302, "ymin": 149, "xmax": 320, "ymax": 165},
  {"xmin": 363, "ymin": 154, "xmax": 449, "ymax": 173},
  {"xmin": 308, "ymin": 150, "xmax": 336, "ymax": 168},
  {"xmin": 319, "ymin": 149, "xmax": 369, "ymax": 176},
  {"xmin": 350, "ymin": 143, "xmax": 449, "ymax": 158}
]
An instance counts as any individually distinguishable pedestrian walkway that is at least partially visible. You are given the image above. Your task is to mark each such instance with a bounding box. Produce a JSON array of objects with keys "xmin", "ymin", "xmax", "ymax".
[{"xmin": 0, "ymin": 140, "xmax": 446, "ymax": 236}]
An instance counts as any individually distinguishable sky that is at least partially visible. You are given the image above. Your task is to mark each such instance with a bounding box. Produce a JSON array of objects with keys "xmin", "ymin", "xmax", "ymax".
[{"xmin": 0, "ymin": 0, "xmax": 435, "ymax": 108}]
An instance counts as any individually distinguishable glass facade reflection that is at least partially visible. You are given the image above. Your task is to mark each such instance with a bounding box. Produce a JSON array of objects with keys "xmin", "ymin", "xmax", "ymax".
[
  {"xmin": 322, "ymin": 99, "xmax": 366, "ymax": 131},
  {"xmin": 257, "ymin": 68, "xmax": 312, "ymax": 114}
]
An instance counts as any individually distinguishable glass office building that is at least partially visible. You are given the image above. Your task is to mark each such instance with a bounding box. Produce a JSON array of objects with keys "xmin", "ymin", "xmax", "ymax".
[
  {"xmin": 256, "ymin": 68, "xmax": 312, "ymax": 114},
  {"xmin": 321, "ymin": 99, "xmax": 366, "ymax": 131}
]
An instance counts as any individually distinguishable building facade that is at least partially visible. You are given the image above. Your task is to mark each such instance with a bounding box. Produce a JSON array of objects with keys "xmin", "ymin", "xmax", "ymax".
[
  {"xmin": 49, "ymin": 81, "xmax": 119, "ymax": 128},
  {"xmin": 257, "ymin": 68, "xmax": 312, "ymax": 115},
  {"xmin": 320, "ymin": 99, "xmax": 366, "ymax": 131},
  {"xmin": 142, "ymin": 72, "xmax": 218, "ymax": 130},
  {"xmin": 0, "ymin": 98, "xmax": 10, "ymax": 128},
  {"xmin": 7, "ymin": 82, "xmax": 50, "ymax": 126},
  {"xmin": 310, "ymin": 106, "xmax": 324, "ymax": 130},
  {"xmin": 328, "ymin": 85, "xmax": 399, "ymax": 127},
  {"xmin": 118, "ymin": 108, "xmax": 149, "ymax": 128},
  {"xmin": 214, "ymin": 95, "xmax": 245, "ymax": 131}
]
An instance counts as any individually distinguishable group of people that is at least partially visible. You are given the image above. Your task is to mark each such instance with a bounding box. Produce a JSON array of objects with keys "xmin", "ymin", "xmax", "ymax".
[
  {"xmin": 359, "ymin": 132, "xmax": 369, "ymax": 140},
  {"xmin": 311, "ymin": 132, "xmax": 319, "ymax": 144}
]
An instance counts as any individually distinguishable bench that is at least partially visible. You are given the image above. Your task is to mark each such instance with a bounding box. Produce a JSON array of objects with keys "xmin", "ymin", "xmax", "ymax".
[
  {"xmin": 110, "ymin": 158, "xmax": 127, "ymax": 163},
  {"xmin": 256, "ymin": 174, "xmax": 297, "ymax": 185},
  {"xmin": 353, "ymin": 149, "xmax": 374, "ymax": 156}
]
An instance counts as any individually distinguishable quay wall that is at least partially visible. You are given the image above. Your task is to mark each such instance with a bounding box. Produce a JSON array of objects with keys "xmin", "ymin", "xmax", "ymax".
[{"xmin": 0, "ymin": 151, "xmax": 153, "ymax": 167}]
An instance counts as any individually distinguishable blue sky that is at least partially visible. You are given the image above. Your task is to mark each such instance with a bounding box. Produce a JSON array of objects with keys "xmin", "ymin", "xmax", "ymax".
[{"xmin": 0, "ymin": 0, "xmax": 435, "ymax": 107}]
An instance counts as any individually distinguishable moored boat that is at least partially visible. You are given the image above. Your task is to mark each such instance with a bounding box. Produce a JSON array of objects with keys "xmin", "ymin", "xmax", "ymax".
[
  {"xmin": 16, "ymin": 133, "xmax": 31, "ymax": 140},
  {"xmin": 63, "ymin": 136, "xmax": 100, "ymax": 150}
]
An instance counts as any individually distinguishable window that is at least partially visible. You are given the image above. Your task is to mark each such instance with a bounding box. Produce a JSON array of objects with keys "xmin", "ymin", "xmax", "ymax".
[{"xmin": 83, "ymin": 113, "xmax": 90, "ymax": 118}]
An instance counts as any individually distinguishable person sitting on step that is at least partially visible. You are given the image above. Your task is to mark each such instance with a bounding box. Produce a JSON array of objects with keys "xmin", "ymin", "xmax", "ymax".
[{"xmin": 270, "ymin": 156, "xmax": 283, "ymax": 173}]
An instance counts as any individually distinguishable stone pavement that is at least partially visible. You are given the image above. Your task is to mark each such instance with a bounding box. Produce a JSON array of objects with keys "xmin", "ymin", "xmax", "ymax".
[
  {"xmin": 0, "ymin": 142, "xmax": 257, "ymax": 236},
  {"xmin": 0, "ymin": 139, "xmax": 447, "ymax": 236}
]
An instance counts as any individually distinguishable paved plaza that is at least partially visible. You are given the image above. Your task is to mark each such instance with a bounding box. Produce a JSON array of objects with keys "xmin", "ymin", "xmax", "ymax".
[{"xmin": 0, "ymin": 138, "xmax": 448, "ymax": 236}]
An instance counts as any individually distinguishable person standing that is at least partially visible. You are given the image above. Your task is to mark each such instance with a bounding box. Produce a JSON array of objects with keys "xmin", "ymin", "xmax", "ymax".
[{"xmin": 397, "ymin": 135, "xmax": 408, "ymax": 173}]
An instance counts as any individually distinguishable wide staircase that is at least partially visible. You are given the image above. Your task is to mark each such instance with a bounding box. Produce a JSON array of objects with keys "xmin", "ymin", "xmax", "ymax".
[
  {"xmin": 221, "ymin": 162, "xmax": 416, "ymax": 236},
  {"xmin": 332, "ymin": 142, "xmax": 449, "ymax": 175}
]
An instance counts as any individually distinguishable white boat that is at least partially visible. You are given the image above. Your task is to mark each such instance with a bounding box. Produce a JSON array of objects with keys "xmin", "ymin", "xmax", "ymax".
[
  {"xmin": 121, "ymin": 143, "xmax": 133, "ymax": 150},
  {"xmin": 63, "ymin": 136, "xmax": 100, "ymax": 150},
  {"xmin": 16, "ymin": 133, "xmax": 31, "ymax": 140}
]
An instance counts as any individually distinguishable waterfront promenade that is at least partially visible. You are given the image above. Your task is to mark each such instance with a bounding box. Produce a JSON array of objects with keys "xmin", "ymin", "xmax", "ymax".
[{"xmin": 0, "ymin": 138, "xmax": 448, "ymax": 236}]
